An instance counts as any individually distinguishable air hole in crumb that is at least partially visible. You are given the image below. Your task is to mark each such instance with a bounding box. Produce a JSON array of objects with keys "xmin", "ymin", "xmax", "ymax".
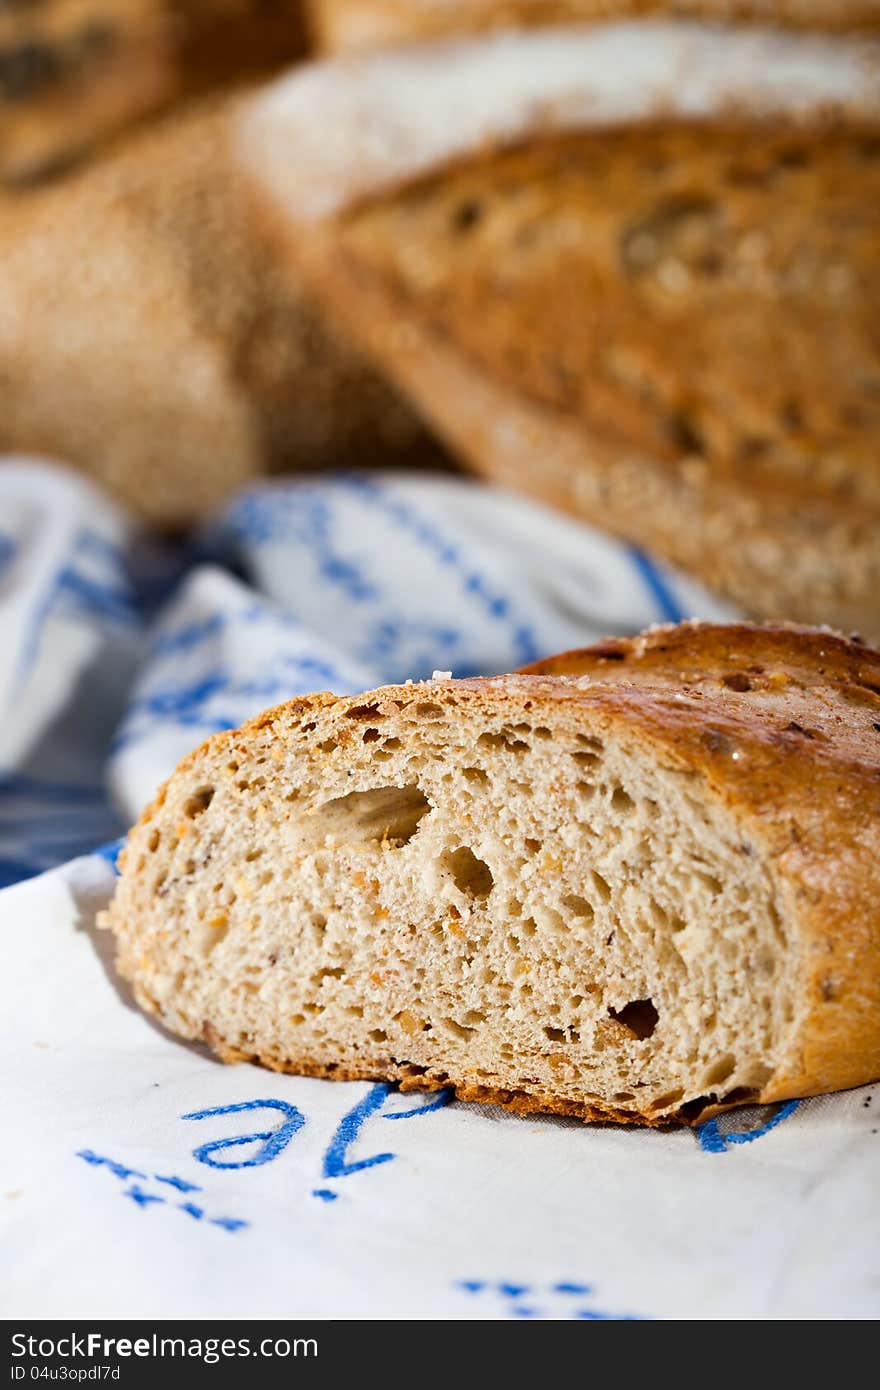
[
  {"xmin": 719, "ymin": 1086, "xmax": 759, "ymax": 1107},
  {"xmin": 318, "ymin": 739, "xmax": 336, "ymax": 754},
  {"xmin": 442, "ymin": 846, "xmax": 493, "ymax": 898},
  {"xmin": 521, "ymin": 917, "xmax": 537, "ymax": 938},
  {"xmin": 590, "ymin": 870, "xmax": 611, "ymax": 902},
  {"xmin": 346, "ymin": 703, "xmax": 383, "ymax": 721},
  {"xmin": 462, "ymin": 1010, "xmax": 485, "ymax": 1027},
  {"xmin": 362, "ymin": 728, "xmax": 381, "ymax": 743},
  {"xmin": 507, "ymin": 896, "xmax": 522, "ymax": 917},
  {"xmin": 650, "ymin": 1089, "xmax": 684, "ymax": 1110},
  {"xmin": 147, "ymin": 828, "xmax": 160, "ymax": 853},
  {"xmin": 679, "ymin": 1094, "xmax": 715, "ymax": 1122},
  {"xmin": 573, "ymin": 750, "xmax": 601, "ymax": 769},
  {"xmin": 612, "ymin": 1092, "xmax": 635, "ymax": 1104},
  {"xmin": 245, "ymin": 848, "xmax": 264, "ymax": 862},
  {"xmin": 544, "ymin": 1026, "xmax": 567, "ymax": 1043},
  {"xmin": 184, "ymin": 787, "xmax": 214, "ymax": 819},
  {"xmin": 694, "ymin": 870, "xmax": 723, "ymax": 897},
  {"xmin": 369, "ymin": 1028, "xmax": 388, "ymax": 1044},
  {"xmin": 702, "ymin": 1053, "xmax": 736, "ymax": 1087},
  {"xmin": 533, "ymin": 726, "xmax": 552, "ymax": 739},
  {"xmin": 524, "ymin": 837, "xmax": 541, "ymax": 855},
  {"xmin": 722, "ymin": 672, "xmax": 753, "ymax": 691},
  {"xmin": 383, "ymin": 737, "xmax": 402, "ymax": 751},
  {"xmin": 305, "ymin": 785, "xmax": 430, "ymax": 848},
  {"xmin": 609, "ymin": 998, "xmax": 659, "ymax": 1039},
  {"xmin": 415, "ymin": 702, "xmax": 443, "ymax": 719},
  {"xmin": 441, "ymin": 1017, "xmax": 476, "ymax": 1041},
  {"xmin": 577, "ymin": 782, "xmax": 596, "ymax": 801},
  {"xmin": 463, "ymin": 766, "xmax": 489, "ymax": 785},
  {"xmin": 610, "ymin": 786, "xmax": 634, "ymax": 813},
  {"xmin": 478, "ymin": 730, "xmax": 529, "ymax": 752},
  {"xmin": 561, "ymin": 894, "xmax": 594, "ymax": 921},
  {"xmin": 747, "ymin": 1063, "xmax": 773, "ymax": 1089}
]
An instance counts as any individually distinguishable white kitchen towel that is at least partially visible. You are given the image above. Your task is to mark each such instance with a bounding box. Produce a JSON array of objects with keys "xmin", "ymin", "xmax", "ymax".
[{"xmin": 0, "ymin": 458, "xmax": 876, "ymax": 1320}]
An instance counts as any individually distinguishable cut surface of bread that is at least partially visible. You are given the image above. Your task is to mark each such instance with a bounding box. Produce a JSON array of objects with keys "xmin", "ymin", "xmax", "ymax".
[
  {"xmin": 241, "ymin": 22, "xmax": 880, "ymax": 635},
  {"xmin": 308, "ymin": 0, "xmax": 880, "ymax": 54},
  {"xmin": 105, "ymin": 622, "xmax": 880, "ymax": 1126}
]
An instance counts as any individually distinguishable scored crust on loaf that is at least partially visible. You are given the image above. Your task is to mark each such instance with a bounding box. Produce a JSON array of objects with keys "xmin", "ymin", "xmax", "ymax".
[
  {"xmin": 104, "ymin": 622, "xmax": 880, "ymax": 1126},
  {"xmin": 240, "ymin": 23, "xmax": 880, "ymax": 222},
  {"xmin": 307, "ymin": 0, "xmax": 880, "ymax": 53},
  {"xmin": 239, "ymin": 23, "xmax": 880, "ymax": 635}
]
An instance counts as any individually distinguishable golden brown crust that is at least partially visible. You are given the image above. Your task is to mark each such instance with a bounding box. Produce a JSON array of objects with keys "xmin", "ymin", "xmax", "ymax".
[
  {"xmin": 196, "ymin": 1028, "xmax": 668, "ymax": 1124},
  {"xmin": 308, "ymin": 0, "xmax": 880, "ymax": 54},
  {"xmin": 257, "ymin": 189, "xmax": 880, "ymax": 636},
  {"xmin": 241, "ymin": 31, "xmax": 880, "ymax": 632},
  {"xmin": 340, "ymin": 128, "xmax": 880, "ymax": 508},
  {"xmin": 115, "ymin": 621, "xmax": 880, "ymax": 1124},
  {"xmin": 522, "ymin": 621, "xmax": 880, "ymax": 1105}
]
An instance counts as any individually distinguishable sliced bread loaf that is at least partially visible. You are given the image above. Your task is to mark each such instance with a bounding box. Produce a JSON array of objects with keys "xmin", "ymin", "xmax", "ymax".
[{"xmin": 103, "ymin": 622, "xmax": 880, "ymax": 1126}]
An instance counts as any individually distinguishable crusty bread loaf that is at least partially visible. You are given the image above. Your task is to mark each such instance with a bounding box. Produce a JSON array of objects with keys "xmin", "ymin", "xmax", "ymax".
[
  {"xmin": 0, "ymin": 1, "xmax": 172, "ymax": 183},
  {"xmin": 240, "ymin": 22, "xmax": 880, "ymax": 637},
  {"xmin": 0, "ymin": 2, "xmax": 306, "ymax": 185},
  {"xmin": 308, "ymin": 0, "xmax": 880, "ymax": 53},
  {"xmin": 103, "ymin": 621, "xmax": 880, "ymax": 1127},
  {"xmin": 0, "ymin": 91, "xmax": 434, "ymax": 526}
]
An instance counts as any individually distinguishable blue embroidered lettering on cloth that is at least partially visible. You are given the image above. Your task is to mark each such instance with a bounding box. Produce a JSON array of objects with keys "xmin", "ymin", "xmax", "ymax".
[
  {"xmin": 182, "ymin": 1084, "xmax": 452, "ymax": 1202},
  {"xmin": 456, "ymin": 1280, "xmax": 647, "ymax": 1320},
  {"xmin": 76, "ymin": 1150, "xmax": 248, "ymax": 1232}
]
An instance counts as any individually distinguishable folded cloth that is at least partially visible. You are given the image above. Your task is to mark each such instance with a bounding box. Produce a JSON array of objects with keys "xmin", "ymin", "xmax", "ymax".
[
  {"xmin": 1, "ymin": 458, "xmax": 874, "ymax": 1320},
  {"xmin": 0, "ymin": 458, "xmax": 733, "ymax": 870}
]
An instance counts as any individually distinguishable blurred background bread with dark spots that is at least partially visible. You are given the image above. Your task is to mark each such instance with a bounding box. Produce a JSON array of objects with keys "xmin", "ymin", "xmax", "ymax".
[
  {"xmin": 0, "ymin": 89, "xmax": 439, "ymax": 526},
  {"xmin": 0, "ymin": 1, "xmax": 306, "ymax": 185}
]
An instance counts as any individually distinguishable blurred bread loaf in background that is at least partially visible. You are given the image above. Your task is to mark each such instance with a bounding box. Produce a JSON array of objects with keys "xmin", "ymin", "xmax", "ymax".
[
  {"xmin": 0, "ymin": 1, "xmax": 305, "ymax": 184},
  {"xmin": 242, "ymin": 22, "xmax": 880, "ymax": 636},
  {"xmin": 307, "ymin": 0, "xmax": 880, "ymax": 52},
  {"xmin": 0, "ymin": 91, "xmax": 434, "ymax": 526}
]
